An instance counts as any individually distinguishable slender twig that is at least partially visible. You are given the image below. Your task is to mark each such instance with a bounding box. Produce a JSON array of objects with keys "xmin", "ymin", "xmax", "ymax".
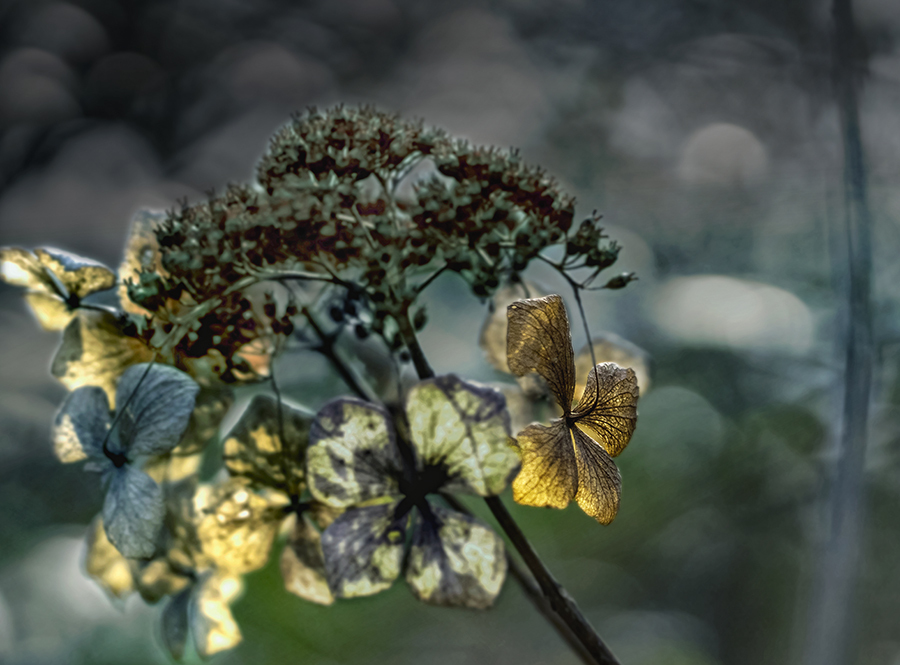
[
  {"xmin": 302, "ymin": 306, "xmax": 378, "ymax": 402},
  {"xmin": 803, "ymin": 1, "xmax": 874, "ymax": 664},
  {"xmin": 397, "ymin": 313, "xmax": 619, "ymax": 665},
  {"xmin": 486, "ymin": 497, "xmax": 620, "ymax": 665},
  {"xmin": 570, "ymin": 285, "xmax": 597, "ymax": 370},
  {"xmin": 395, "ymin": 308, "xmax": 434, "ymax": 379},
  {"xmin": 415, "ymin": 264, "xmax": 449, "ymax": 294},
  {"xmin": 440, "ymin": 493, "xmax": 597, "ymax": 665},
  {"xmin": 100, "ymin": 354, "xmax": 158, "ymax": 456}
]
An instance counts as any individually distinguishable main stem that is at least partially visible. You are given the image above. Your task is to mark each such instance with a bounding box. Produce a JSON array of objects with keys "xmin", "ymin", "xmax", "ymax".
[
  {"xmin": 399, "ymin": 312, "xmax": 620, "ymax": 665},
  {"xmin": 440, "ymin": 493, "xmax": 597, "ymax": 665}
]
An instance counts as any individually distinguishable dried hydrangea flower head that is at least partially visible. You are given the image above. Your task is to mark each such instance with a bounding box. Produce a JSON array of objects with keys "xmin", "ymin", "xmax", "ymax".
[
  {"xmin": 122, "ymin": 106, "xmax": 605, "ymax": 374},
  {"xmin": 0, "ymin": 104, "xmax": 642, "ymax": 663}
]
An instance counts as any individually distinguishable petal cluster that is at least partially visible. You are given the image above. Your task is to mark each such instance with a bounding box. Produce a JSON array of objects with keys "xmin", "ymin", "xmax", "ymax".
[
  {"xmin": 306, "ymin": 374, "xmax": 519, "ymax": 608},
  {"xmin": 0, "ymin": 246, "xmax": 116, "ymax": 330},
  {"xmin": 52, "ymin": 363, "xmax": 200, "ymax": 557},
  {"xmin": 506, "ymin": 295, "xmax": 639, "ymax": 524}
]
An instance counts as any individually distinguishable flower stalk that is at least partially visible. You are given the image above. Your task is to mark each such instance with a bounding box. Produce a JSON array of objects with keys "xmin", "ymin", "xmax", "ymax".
[{"xmin": 398, "ymin": 313, "xmax": 621, "ymax": 665}]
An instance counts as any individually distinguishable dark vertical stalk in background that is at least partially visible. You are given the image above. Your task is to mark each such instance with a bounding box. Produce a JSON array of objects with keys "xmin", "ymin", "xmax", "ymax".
[{"xmin": 804, "ymin": 1, "xmax": 873, "ymax": 663}]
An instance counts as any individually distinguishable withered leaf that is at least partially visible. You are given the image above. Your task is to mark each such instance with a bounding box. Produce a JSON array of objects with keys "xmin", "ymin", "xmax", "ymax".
[
  {"xmin": 51, "ymin": 309, "xmax": 154, "ymax": 404},
  {"xmin": 320, "ymin": 502, "xmax": 407, "ymax": 599},
  {"xmin": 224, "ymin": 394, "xmax": 309, "ymax": 496},
  {"xmin": 307, "ymin": 398, "xmax": 404, "ymax": 509},
  {"xmin": 85, "ymin": 515, "xmax": 135, "ymax": 599},
  {"xmin": 405, "ymin": 504, "xmax": 506, "ymax": 609},
  {"xmin": 507, "ymin": 295, "xmax": 639, "ymax": 524},
  {"xmin": 406, "ymin": 374, "xmax": 519, "ymax": 497},
  {"xmin": 280, "ymin": 514, "xmax": 334, "ymax": 605}
]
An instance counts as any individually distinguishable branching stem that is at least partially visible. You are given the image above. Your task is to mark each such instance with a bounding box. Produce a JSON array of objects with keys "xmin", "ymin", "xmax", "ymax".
[{"xmin": 302, "ymin": 306, "xmax": 378, "ymax": 402}]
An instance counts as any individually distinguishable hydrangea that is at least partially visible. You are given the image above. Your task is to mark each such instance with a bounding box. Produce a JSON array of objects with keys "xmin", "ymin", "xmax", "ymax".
[{"xmin": 306, "ymin": 374, "xmax": 520, "ymax": 608}]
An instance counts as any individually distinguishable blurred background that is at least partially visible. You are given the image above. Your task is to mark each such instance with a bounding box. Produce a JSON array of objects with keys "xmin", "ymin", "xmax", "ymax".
[{"xmin": 1, "ymin": 0, "xmax": 899, "ymax": 664}]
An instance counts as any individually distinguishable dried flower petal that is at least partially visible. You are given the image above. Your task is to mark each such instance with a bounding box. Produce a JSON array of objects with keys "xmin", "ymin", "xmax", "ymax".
[
  {"xmin": 52, "ymin": 386, "xmax": 110, "ymax": 463},
  {"xmin": 506, "ymin": 295, "xmax": 639, "ymax": 523},
  {"xmin": 224, "ymin": 394, "xmax": 309, "ymax": 496},
  {"xmin": 405, "ymin": 504, "xmax": 506, "ymax": 609},
  {"xmin": 320, "ymin": 502, "xmax": 407, "ymax": 599},
  {"xmin": 280, "ymin": 514, "xmax": 334, "ymax": 606},
  {"xmin": 507, "ymin": 294, "xmax": 576, "ymax": 413},
  {"xmin": 190, "ymin": 572, "xmax": 243, "ymax": 658},
  {"xmin": 573, "ymin": 363, "xmax": 639, "ymax": 458},
  {"xmin": 512, "ymin": 421, "xmax": 578, "ymax": 509},
  {"xmin": 307, "ymin": 399, "xmax": 404, "ymax": 508},
  {"xmin": 85, "ymin": 515, "xmax": 135, "ymax": 599},
  {"xmin": 574, "ymin": 334, "xmax": 651, "ymax": 397},
  {"xmin": 0, "ymin": 246, "xmax": 115, "ymax": 331},
  {"xmin": 479, "ymin": 281, "xmax": 545, "ymax": 372},
  {"xmin": 571, "ymin": 427, "xmax": 622, "ymax": 525},
  {"xmin": 51, "ymin": 309, "xmax": 153, "ymax": 404},
  {"xmin": 102, "ymin": 463, "xmax": 165, "ymax": 558},
  {"xmin": 194, "ymin": 478, "xmax": 282, "ymax": 575},
  {"xmin": 406, "ymin": 374, "xmax": 518, "ymax": 497}
]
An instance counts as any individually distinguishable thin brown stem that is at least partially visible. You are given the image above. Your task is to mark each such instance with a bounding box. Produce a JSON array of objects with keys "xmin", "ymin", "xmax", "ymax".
[
  {"xmin": 303, "ymin": 307, "xmax": 377, "ymax": 402},
  {"xmin": 440, "ymin": 493, "xmax": 597, "ymax": 665},
  {"xmin": 486, "ymin": 496, "xmax": 620, "ymax": 665},
  {"xmin": 395, "ymin": 308, "xmax": 434, "ymax": 379}
]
